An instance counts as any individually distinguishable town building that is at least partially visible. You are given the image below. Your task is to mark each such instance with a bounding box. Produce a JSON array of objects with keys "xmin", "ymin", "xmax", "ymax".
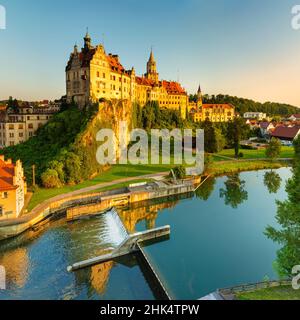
[
  {"xmin": 66, "ymin": 32, "xmax": 188, "ymax": 119},
  {"xmin": 188, "ymin": 86, "xmax": 235, "ymax": 122},
  {"xmin": 244, "ymin": 112, "xmax": 267, "ymax": 120},
  {"xmin": 288, "ymin": 114, "xmax": 300, "ymax": 122},
  {"xmin": 259, "ymin": 121, "xmax": 275, "ymax": 137},
  {"xmin": 0, "ymin": 156, "xmax": 27, "ymax": 220},
  {"xmin": 0, "ymin": 105, "xmax": 59, "ymax": 147},
  {"xmin": 271, "ymin": 125, "xmax": 300, "ymax": 143}
]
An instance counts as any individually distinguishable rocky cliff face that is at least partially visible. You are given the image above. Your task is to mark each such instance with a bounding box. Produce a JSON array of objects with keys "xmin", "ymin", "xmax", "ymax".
[{"xmin": 72, "ymin": 99, "xmax": 133, "ymax": 180}]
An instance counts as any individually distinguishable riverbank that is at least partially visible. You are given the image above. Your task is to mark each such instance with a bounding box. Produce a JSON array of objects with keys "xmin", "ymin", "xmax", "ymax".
[
  {"xmin": 0, "ymin": 158, "xmax": 291, "ymax": 240},
  {"xmin": 236, "ymin": 285, "xmax": 300, "ymax": 300},
  {"xmin": 208, "ymin": 159, "xmax": 290, "ymax": 176},
  {"xmin": 28, "ymin": 157, "xmax": 291, "ymax": 212}
]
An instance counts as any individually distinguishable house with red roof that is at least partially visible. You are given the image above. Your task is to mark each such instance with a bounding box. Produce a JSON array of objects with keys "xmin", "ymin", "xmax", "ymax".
[
  {"xmin": 188, "ymin": 86, "xmax": 235, "ymax": 122},
  {"xmin": 259, "ymin": 122, "xmax": 275, "ymax": 137},
  {"xmin": 271, "ymin": 125, "xmax": 300, "ymax": 142},
  {"xmin": 288, "ymin": 114, "xmax": 300, "ymax": 122},
  {"xmin": 0, "ymin": 156, "xmax": 27, "ymax": 220}
]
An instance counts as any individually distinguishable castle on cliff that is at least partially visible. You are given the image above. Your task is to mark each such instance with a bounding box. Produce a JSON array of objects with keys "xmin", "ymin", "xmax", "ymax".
[{"xmin": 66, "ymin": 32, "xmax": 189, "ymax": 118}]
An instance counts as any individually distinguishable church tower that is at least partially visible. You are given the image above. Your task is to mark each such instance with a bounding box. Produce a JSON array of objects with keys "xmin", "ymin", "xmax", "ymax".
[
  {"xmin": 197, "ymin": 85, "xmax": 203, "ymax": 110},
  {"xmin": 145, "ymin": 49, "xmax": 159, "ymax": 83}
]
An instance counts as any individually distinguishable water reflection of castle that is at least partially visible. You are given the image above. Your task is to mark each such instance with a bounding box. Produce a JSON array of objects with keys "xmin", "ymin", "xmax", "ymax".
[
  {"xmin": 84, "ymin": 199, "xmax": 180, "ymax": 296},
  {"xmin": 0, "ymin": 197, "xmax": 184, "ymax": 297},
  {"xmin": 0, "ymin": 248, "xmax": 29, "ymax": 289}
]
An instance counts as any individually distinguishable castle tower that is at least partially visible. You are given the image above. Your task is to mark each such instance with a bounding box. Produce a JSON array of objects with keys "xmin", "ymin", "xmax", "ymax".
[
  {"xmin": 83, "ymin": 30, "xmax": 92, "ymax": 51},
  {"xmin": 145, "ymin": 49, "xmax": 159, "ymax": 83},
  {"xmin": 197, "ymin": 84, "xmax": 203, "ymax": 110}
]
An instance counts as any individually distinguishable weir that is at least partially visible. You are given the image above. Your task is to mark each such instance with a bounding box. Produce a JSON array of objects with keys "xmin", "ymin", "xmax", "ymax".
[{"xmin": 67, "ymin": 208, "xmax": 171, "ymax": 273}]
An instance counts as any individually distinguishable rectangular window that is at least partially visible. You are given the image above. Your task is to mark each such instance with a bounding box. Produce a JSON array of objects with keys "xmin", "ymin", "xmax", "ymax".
[
  {"xmin": 19, "ymin": 132, "xmax": 23, "ymax": 137},
  {"xmin": 0, "ymin": 207, "xmax": 3, "ymax": 217},
  {"xmin": 2, "ymin": 192, "xmax": 8, "ymax": 199},
  {"xmin": 28, "ymin": 124, "xmax": 33, "ymax": 129},
  {"xmin": 9, "ymin": 124, "xmax": 14, "ymax": 130},
  {"xmin": 9, "ymin": 133, "xmax": 14, "ymax": 138}
]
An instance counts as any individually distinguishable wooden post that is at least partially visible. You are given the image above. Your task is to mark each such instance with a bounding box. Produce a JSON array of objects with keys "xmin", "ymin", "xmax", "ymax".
[{"xmin": 32, "ymin": 165, "xmax": 36, "ymax": 187}]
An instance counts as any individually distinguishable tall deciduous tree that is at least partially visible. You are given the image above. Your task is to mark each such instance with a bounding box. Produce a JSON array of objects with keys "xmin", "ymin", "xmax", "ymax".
[
  {"xmin": 227, "ymin": 118, "xmax": 249, "ymax": 158},
  {"xmin": 265, "ymin": 138, "xmax": 282, "ymax": 161},
  {"xmin": 265, "ymin": 136, "xmax": 300, "ymax": 277}
]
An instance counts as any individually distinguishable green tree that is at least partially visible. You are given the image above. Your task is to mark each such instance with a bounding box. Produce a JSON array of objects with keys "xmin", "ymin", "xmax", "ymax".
[
  {"xmin": 265, "ymin": 152, "xmax": 300, "ymax": 277},
  {"xmin": 265, "ymin": 138, "xmax": 282, "ymax": 161},
  {"xmin": 293, "ymin": 135, "xmax": 300, "ymax": 158},
  {"xmin": 220, "ymin": 174, "xmax": 248, "ymax": 208},
  {"xmin": 227, "ymin": 118, "xmax": 249, "ymax": 158},
  {"xmin": 6, "ymin": 96, "xmax": 19, "ymax": 113},
  {"xmin": 203, "ymin": 120, "xmax": 226, "ymax": 153},
  {"xmin": 263, "ymin": 171, "xmax": 282, "ymax": 194},
  {"xmin": 64, "ymin": 152, "xmax": 82, "ymax": 184}
]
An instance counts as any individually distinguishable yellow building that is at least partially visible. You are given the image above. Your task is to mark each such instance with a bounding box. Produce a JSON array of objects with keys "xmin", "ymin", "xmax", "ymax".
[
  {"xmin": 0, "ymin": 156, "xmax": 27, "ymax": 220},
  {"xmin": 189, "ymin": 86, "xmax": 235, "ymax": 122},
  {"xmin": 66, "ymin": 33, "xmax": 188, "ymax": 119}
]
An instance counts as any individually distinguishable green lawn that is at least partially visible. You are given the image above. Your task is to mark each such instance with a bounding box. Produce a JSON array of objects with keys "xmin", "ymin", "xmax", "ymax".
[
  {"xmin": 27, "ymin": 148, "xmax": 292, "ymax": 212},
  {"xmin": 27, "ymin": 163, "xmax": 173, "ymax": 211},
  {"xmin": 77, "ymin": 178, "xmax": 154, "ymax": 196},
  {"xmin": 236, "ymin": 285, "xmax": 300, "ymax": 300},
  {"xmin": 216, "ymin": 146, "xmax": 294, "ymax": 160},
  {"xmin": 209, "ymin": 160, "xmax": 285, "ymax": 176}
]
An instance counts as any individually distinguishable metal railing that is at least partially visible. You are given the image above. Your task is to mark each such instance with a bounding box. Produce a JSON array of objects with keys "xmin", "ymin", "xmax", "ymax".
[{"xmin": 218, "ymin": 279, "xmax": 291, "ymax": 298}]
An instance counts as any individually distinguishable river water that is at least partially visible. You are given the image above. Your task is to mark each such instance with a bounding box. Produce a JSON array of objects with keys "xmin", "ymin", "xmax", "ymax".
[{"xmin": 0, "ymin": 168, "xmax": 291, "ymax": 300}]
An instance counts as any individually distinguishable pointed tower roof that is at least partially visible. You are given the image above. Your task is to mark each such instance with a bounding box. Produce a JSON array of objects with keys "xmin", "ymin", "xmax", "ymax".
[
  {"xmin": 197, "ymin": 84, "xmax": 202, "ymax": 94},
  {"xmin": 149, "ymin": 47, "xmax": 155, "ymax": 62},
  {"xmin": 84, "ymin": 27, "xmax": 91, "ymax": 40}
]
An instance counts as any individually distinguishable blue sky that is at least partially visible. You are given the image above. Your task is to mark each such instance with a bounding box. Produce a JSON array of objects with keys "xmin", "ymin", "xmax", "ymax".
[{"xmin": 0, "ymin": 0, "xmax": 300, "ymax": 106}]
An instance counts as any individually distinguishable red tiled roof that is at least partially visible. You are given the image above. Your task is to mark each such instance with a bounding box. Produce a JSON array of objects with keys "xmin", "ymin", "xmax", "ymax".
[
  {"xmin": 162, "ymin": 81, "xmax": 186, "ymax": 95},
  {"xmin": 271, "ymin": 126, "xmax": 300, "ymax": 140},
  {"xmin": 0, "ymin": 159, "xmax": 16, "ymax": 191},
  {"xmin": 106, "ymin": 55, "xmax": 125, "ymax": 74},
  {"xmin": 135, "ymin": 76, "xmax": 155, "ymax": 87},
  {"xmin": 67, "ymin": 48, "xmax": 126, "ymax": 74},
  {"xmin": 260, "ymin": 122, "xmax": 272, "ymax": 129},
  {"xmin": 291, "ymin": 114, "xmax": 300, "ymax": 119},
  {"xmin": 202, "ymin": 104, "xmax": 234, "ymax": 110}
]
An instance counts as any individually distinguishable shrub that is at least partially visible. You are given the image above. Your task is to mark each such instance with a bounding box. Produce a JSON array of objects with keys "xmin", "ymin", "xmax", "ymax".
[
  {"xmin": 171, "ymin": 165, "xmax": 186, "ymax": 179},
  {"xmin": 41, "ymin": 169, "xmax": 61, "ymax": 188}
]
